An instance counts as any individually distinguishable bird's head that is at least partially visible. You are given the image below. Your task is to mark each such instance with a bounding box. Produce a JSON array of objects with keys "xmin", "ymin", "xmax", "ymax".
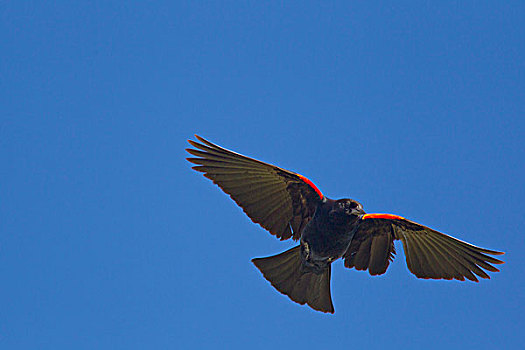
[{"xmin": 329, "ymin": 199, "xmax": 365, "ymax": 222}]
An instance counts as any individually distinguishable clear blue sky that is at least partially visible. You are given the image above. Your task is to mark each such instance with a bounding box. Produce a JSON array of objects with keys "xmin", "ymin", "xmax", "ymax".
[{"xmin": 1, "ymin": 2, "xmax": 524, "ymax": 349}]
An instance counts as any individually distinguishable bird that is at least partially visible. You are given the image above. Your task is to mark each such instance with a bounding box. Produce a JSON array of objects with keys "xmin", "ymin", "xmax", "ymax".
[{"xmin": 185, "ymin": 135, "xmax": 504, "ymax": 314}]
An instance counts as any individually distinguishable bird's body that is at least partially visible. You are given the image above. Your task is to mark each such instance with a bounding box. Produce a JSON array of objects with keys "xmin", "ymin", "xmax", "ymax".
[
  {"xmin": 186, "ymin": 135, "xmax": 504, "ymax": 313},
  {"xmin": 301, "ymin": 198, "xmax": 360, "ymax": 269}
]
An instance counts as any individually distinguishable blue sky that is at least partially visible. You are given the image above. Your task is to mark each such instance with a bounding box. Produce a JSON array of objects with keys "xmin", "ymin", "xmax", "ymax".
[{"xmin": 1, "ymin": 1, "xmax": 524, "ymax": 349}]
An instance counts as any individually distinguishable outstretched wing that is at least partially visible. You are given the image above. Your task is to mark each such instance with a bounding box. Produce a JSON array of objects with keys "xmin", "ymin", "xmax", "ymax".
[
  {"xmin": 186, "ymin": 135, "xmax": 324, "ymax": 240},
  {"xmin": 344, "ymin": 214, "xmax": 504, "ymax": 282}
]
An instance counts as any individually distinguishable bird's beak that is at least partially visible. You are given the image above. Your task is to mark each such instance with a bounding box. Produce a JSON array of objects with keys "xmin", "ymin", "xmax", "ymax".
[{"xmin": 354, "ymin": 208, "xmax": 366, "ymax": 216}]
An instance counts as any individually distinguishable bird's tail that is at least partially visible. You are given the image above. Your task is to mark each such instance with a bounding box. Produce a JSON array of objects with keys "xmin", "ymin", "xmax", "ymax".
[{"xmin": 252, "ymin": 245, "xmax": 334, "ymax": 313}]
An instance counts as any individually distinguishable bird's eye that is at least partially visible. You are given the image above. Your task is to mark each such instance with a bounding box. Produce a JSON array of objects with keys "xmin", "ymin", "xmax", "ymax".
[{"xmin": 348, "ymin": 202, "xmax": 357, "ymax": 209}]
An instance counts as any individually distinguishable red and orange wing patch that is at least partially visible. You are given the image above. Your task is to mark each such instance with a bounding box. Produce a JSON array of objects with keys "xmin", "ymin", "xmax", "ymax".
[
  {"xmin": 362, "ymin": 213, "xmax": 405, "ymax": 221},
  {"xmin": 296, "ymin": 174, "xmax": 323, "ymax": 200}
]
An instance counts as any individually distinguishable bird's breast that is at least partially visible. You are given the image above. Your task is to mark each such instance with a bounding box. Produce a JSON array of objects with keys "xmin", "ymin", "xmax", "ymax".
[{"xmin": 300, "ymin": 215, "xmax": 357, "ymax": 264}]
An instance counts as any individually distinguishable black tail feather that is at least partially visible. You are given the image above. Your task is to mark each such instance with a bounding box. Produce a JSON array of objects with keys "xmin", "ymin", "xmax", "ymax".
[{"xmin": 252, "ymin": 245, "xmax": 334, "ymax": 313}]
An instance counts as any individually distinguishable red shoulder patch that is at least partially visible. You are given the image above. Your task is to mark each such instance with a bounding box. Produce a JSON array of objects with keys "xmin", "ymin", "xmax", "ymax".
[
  {"xmin": 362, "ymin": 213, "xmax": 405, "ymax": 220},
  {"xmin": 296, "ymin": 174, "xmax": 323, "ymax": 200}
]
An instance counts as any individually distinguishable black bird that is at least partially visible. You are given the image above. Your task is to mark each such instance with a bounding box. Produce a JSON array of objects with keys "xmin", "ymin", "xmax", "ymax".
[{"xmin": 186, "ymin": 135, "xmax": 504, "ymax": 313}]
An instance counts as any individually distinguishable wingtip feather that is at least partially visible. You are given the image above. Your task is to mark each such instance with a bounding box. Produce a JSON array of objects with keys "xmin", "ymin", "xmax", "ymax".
[{"xmin": 187, "ymin": 140, "xmax": 199, "ymax": 148}]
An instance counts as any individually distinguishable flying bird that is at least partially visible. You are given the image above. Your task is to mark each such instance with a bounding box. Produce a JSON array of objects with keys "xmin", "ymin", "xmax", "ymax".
[{"xmin": 186, "ymin": 135, "xmax": 504, "ymax": 313}]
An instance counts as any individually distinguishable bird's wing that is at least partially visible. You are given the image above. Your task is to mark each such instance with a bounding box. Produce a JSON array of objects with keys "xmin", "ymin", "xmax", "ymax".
[
  {"xmin": 186, "ymin": 135, "xmax": 324, "ymax": 240},
  {"xmin": 343, "ymin": 214, "xmax": 504, "ymax": 281}
]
